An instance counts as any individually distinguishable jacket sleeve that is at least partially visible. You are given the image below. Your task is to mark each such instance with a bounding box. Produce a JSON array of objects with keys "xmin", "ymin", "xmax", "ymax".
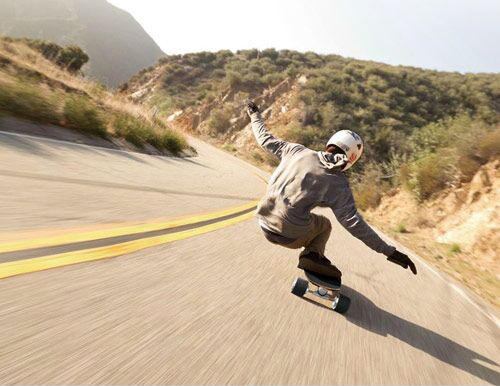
[
  {"xmin": 250, "ymin": 112, "xmax": 291, "ymax": 158},
  {"xmin": 330, "ymin": 185, "xmax": 396, "ymax": 256}
]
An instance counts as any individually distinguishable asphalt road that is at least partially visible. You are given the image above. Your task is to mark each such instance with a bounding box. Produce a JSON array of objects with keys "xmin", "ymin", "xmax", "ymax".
[{"xmin": 0, "ymin": 131, "xmax": 499, "ymax": 384}]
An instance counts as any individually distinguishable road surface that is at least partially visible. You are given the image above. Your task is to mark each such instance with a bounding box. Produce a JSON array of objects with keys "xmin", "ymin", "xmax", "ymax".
[{"xmin": 0, "ymin": 130, "xmax": 499, "ymax": 384}]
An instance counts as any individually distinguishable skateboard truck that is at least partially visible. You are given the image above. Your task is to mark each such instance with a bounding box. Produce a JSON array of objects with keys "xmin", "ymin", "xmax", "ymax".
[{"xmin": 291, "ymin": 270, "xmax": 351, "ymax": 313}]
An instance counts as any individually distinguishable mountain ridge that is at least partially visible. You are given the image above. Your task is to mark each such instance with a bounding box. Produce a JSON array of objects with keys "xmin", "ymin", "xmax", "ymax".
[{"xmin": 0, "ymin": 0, "xmax": 164, "ymax": 86}]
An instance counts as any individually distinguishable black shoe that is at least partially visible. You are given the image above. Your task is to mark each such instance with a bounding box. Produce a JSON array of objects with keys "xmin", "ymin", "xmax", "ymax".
[{"xmin": 298, "ymin": 252, "xmax": 342, "ymax": 279}]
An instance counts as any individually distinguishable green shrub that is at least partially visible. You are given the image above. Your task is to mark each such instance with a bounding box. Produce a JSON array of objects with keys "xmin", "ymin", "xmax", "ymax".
[
  {"xmin": 113, "ymin": 114, "xmax": 153, "ymax": 148},
  {"xmin": 395, "ymin": 223, "xmax": 408, "ymax": 233},
  {"xmin": 113, "ymin": 114, "xmax": 186, "ymax": 154},
  {"xmin": 0, "ymin": 81, "xmax": 59, "ymax": 123},
  {"xmin": 407, "ymin": 153, "xmax": 456, "ymax": 200},
  {"xmin": 150, "ymin": 91, "xmax": 175, "ymax": 114},
  {"xmin": 207, "ymin": 108, "xmax": 231, "ymax": 134},
  {"xmin": 283, "ymin": 123, "xmax": 323, "ymax": 149},
  {"xmin": 449, "ymin": 243, "xmax": 462, "ymax": 254},
  {"xmin": 397, "ymin": 162, "xmax": 412, "ymax": 189},
  {"xmin": 223, "ymin": 143, "xmax": 236, "ymax": 152},
  {"xmin": 456, "ymin": 155, "xmax": 482, "ymax": 183},
  {"xmin": 56, "ymin": 46, "xmax": 89, "ymax": 72},
  {"xmin": 406, "ymin": 115, "xmax": 498, "ymax": 185},
  {"xmin": 148, "ymin": 128, "xmax": 187, "ymax": 154},
  {"xmin": 225, "ymin": 71, "xmax": 243, "ymax": 88},
  {"xmin": 477, "ymin": 127, "xmax": 500, "ymax": 161},
  {"xmin": 63, "ymin": 96, "xmax": 107, "ymax": 137},
  {"xmin": 22, "ymin": 38, "xmax": 88, "ymax": 72},
  {"xmin": 262, "ymin": 72, "xmax": 285, "ymax": 87},
  {"xmin": 352, "ymin": 165, "xmax": 390, "ymax": 210},
  {"xmin": 25, "ymin": 39, "xmax": 62, "ymax": 60}
]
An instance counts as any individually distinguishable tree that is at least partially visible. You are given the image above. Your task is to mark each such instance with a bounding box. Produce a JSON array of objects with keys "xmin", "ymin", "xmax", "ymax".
[{"xmin": 56, "ymin": 46, "xmax": 89, "ymax": 72}]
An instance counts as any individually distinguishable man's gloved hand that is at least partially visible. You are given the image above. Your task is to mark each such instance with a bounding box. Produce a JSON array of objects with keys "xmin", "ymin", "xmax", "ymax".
[
  {"xmin": 246, "ymin": 100, "xmax": 259, "ymax": 117},
  {"xmin": 387, "ymin": 250, "xmax": 417, "ymax": 275}
]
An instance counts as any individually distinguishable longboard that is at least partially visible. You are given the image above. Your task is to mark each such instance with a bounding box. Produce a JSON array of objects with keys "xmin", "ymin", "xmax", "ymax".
[{"xmin": 291, "ymin": 270, "xmax": 351, "ymax": 313}]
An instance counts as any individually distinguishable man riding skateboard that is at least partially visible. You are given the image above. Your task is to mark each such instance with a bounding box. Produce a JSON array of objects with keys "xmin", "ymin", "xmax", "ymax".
[{"xmin": 246, "ymin": 100, "xmax": 417, "ymax": 279}]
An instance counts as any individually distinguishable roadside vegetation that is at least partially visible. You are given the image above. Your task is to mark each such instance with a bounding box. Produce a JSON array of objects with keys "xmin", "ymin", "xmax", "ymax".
[
  {"xmin": 0, "ymin": 37, "xmax": 189, "ymax": 155},
  {"xmin": 353, "ymin": 115, "xmax": 499, "ymax": 209},
  {"xmin": 124, "ymin": 48, "xmax": 498, "ymax": 201}
]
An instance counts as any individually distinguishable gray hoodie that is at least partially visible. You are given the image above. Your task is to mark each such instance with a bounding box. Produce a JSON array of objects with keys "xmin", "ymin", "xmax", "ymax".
[{"xmin": 251, "ymin": 112, "xmax": 395, "ymax": 257}]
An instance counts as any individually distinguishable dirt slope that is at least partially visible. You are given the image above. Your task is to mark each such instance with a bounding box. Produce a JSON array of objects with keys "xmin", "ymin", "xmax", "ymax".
[{"xmin": 366, "ymin": 160, "xmax": 499, "ymax": 307}]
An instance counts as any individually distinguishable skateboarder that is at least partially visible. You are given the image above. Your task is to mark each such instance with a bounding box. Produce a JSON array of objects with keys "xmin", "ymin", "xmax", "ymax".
[{"xmin": 246, "ymin": 100, "xmax": 417, "ymax": 278}]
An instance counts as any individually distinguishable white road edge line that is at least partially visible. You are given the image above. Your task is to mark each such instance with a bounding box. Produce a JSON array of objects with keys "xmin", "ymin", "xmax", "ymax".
[{"xmin": 378, "ymin": 228, "xmax": 500, "ymax": 328}]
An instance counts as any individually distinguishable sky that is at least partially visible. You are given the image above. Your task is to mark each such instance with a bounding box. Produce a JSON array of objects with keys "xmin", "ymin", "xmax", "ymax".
[{"xmin": 108, "ymin": 0, "xmax": 500, "ymax": 73}]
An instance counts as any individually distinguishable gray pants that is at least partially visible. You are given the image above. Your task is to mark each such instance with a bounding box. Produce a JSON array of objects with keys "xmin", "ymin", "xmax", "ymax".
[{"xmin": 262, "ymin": 214, "xmax": 332, "ymax": 257}]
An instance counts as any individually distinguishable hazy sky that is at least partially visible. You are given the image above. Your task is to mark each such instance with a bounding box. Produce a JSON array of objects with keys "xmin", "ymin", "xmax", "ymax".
[{"xmin": 108, "ymin": 0, "xmax": 499, "ymax": 73}]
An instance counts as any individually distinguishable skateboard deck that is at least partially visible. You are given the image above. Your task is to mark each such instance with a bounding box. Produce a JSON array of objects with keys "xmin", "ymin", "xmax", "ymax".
[{"xmin": 304, "ymin": 270, "xmax": 341, "ymax": 290}]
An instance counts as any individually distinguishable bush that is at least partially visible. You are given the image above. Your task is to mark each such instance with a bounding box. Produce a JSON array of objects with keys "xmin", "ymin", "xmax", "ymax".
[
  {"xmin": 405, "ymin": 115, "xmax": 498, "ymax": 185},
  {"xmin": 407, "ymin": 153, "xmax": 456, "ymax": 200},
  {"xmin": 477, "ymin": 127, "xmax": 500, "ymax": 161},
  {"xmin": 22, "ymin": 38, "xmax": 89, "ymax": 72},
  {"xmin": 113, "ymin": 114, "xmax": 153, "ymax": 148},
  {"xmin": 113, "ymin": 114, "xmax": 186, "ymax": 154},
  {"xmin": 352, "ymin": 165, "xmax": 390, "ymax": 210},
  {"xmin": 0, "ymin": 81, "xmax": 59, "ymax": 123},
  {"xmin": 223, "ymin": 143, "xmax": 236, "ymax": 152},
  {"xmin": 63, "ymin": 96, "xmax": 107, "ymax": 137},
  {"xmin": 148, "ymin": 128, "xmax": 187, "ymax": 154},
  {"xmin": 283, "ymin": 123, "xmax": 323, "ymax": 149},
  {"xmin": 449, "ymin": 243, "xmax": 462, "ymax": 254},
  {"xmin": 456, "ymin": 155, "xmax": 482, "ymax": 183},
  {"xmin": 25, "ymin": 39, "xmax": 62, "ymax": 60},
  {"xmin": 395, "ymin": 223, "xmax": 408, "ymax": 233},
  {"xmin": 207, "ymin": 108, "xmax": 231, "ymax": 134},
  {"xmin": 225, "ymin": 71, "xmax": 243, "ymax": 88},
  {"xmin": 56, "ymin": 46, "xmax": 89, "ymax": 72}
]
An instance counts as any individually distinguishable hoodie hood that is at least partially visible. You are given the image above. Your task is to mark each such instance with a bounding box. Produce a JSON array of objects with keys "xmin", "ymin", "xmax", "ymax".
[{"xmin": 317, "ymin": 151, "xmax": 348, "ymax": 171}]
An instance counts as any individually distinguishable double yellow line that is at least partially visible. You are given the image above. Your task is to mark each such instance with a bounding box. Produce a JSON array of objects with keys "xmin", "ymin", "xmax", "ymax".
[{"xmin": 0, "ymin": 200, "xmax": 258, "ymax": 279}]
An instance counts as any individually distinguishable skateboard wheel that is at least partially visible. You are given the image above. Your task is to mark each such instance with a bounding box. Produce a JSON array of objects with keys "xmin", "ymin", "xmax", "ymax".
[
  {"xmin": 332, "ymin": 294, "xmax": 351, "ymax": 314},
  {"xmin": 291, "ymin": 277, "xmax": 308, "ymax": 297}
]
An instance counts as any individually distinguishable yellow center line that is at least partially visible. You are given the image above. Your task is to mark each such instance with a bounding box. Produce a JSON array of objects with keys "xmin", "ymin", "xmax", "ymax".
[
  {"xmin": 0, "ymin": 200, "xmax": 259, "ymax": 254},
  {"xmin": 0, "ymin": 209, "xmax": 256, "ymax": 279}
]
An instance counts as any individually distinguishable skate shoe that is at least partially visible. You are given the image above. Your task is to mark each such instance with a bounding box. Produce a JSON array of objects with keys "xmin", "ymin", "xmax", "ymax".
[{"xmin": 298, "ymin": 252, "xmax": 342, "ymax": 279}]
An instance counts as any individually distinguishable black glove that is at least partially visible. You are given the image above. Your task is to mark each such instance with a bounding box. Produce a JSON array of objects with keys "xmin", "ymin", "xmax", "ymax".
[
  {"xmin": 387, "ymin": 250, "xmax": 417, "ymax": 275},
  {"xmin": 246, "ymin": 100, "xmax": 259, "ymax": 116}
]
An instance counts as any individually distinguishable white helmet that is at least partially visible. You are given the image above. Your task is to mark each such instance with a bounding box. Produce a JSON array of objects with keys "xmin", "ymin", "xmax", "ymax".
[{"xmin": 326, "ymin": 130, "xmax": 363, "ymax": 171}]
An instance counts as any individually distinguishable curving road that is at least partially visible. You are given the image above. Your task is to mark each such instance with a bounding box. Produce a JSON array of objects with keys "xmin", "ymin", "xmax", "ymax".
[{"xmin": 0, "ymin": 130, "xmax": 499, "ymax": 384}]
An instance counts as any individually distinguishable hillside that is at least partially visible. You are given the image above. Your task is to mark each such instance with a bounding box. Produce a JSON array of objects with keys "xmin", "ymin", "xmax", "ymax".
[
  {"xmin": 123, "ymin": 48, "xmax": 499, "ymax": 306},
  {"xmin": 0, "ymin": 37, "xmax": 189, "ymax": 155},
  {"xmin": 0, "ymin": 0, "xmax": 164, "ymax": 86},
  {"xmin": 123, "ymin": 49, "xmax": 499, "ymax": 157}
]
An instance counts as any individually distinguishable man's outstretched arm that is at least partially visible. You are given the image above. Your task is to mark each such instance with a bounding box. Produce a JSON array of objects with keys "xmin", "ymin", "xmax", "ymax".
[
  {"xmin": 246, "ymin": 101, "xmax": 290, "ymax": 158},
  {"xmin": 331, "ymin": 188, "xmax": 417, "ymax": 275}
]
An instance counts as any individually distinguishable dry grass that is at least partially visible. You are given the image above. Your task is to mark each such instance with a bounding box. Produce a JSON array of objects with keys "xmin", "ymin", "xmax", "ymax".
[
  {"xmin": 1, "ymin": 39, "xmax": 143, "ymax": 116},
  {"xmin": 0, "ymin": 38, "xmax": 188, "ymax": 154},
  {"xmin": 63, "ymin": 95, "xmax": 107, "ymax": 138},
  {"xmin": 0, "ymin": 79, "xmax": 59, "ymax": 123}
]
